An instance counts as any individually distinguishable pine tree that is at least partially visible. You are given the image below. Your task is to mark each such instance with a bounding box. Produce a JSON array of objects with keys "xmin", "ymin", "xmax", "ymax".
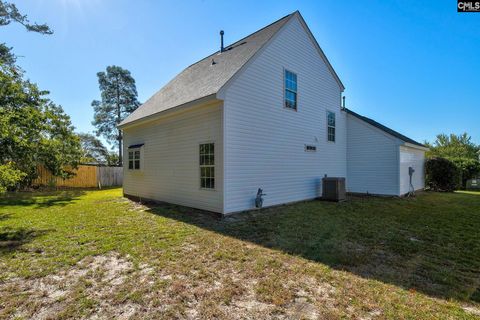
[{"xmin": 92, "ymin": 66, "xmax": 140, "ymax": 166}]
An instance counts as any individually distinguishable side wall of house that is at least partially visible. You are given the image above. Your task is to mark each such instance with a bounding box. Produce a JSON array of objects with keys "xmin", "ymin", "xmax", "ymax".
[
  {"xmin": 346, "ymin": 114, "xmax": 401, "ymax": 196},
  {"xmin": 399, "ymin": 146, "xmax": 425, "ymax": 195},
  {"xmin": 123, "ymin": 102, "xmax": 224, "ymax": 213},
  {"xmin": 222, "ymin": 17, "xmax": 346, "ymax": 213}
]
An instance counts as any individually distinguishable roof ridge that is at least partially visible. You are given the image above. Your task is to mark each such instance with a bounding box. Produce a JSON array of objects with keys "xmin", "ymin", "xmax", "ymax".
[
  {"xmin": 183, "ymin": 12, "xmax": 295, "ymax": 70},
  {"xmin": 118, "ymin": 11, "xmax": 306, "ymax": 128},
  {"xmin": 223, "ymin": 12, "xmax": 295, "ymax": 51}
]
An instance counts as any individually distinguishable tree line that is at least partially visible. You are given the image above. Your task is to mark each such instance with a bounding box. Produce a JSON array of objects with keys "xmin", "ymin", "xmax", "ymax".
[
  {"xmin": 0, "ymin": 1, "xmax": 138, "ymax": 191},
  {"xmin": 425, "ymin": 133, "xmax": 480, "ymax": 191}
]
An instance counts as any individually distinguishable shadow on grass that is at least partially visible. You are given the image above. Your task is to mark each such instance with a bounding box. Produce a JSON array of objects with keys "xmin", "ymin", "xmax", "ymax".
[
  {"xmin": 0, "ymin": 226, "xmax": 50, "ymax": 253},
  {"xmin": 0, "ymin": 190, "xmax": 86, "ymax": 209},
  {"xmin": 0, "ymin": 213, "xmax": 12, "ymax": 221},
  {"xmin": 143, "ymin": 192, "xmax": 480, "ymax": 303}
]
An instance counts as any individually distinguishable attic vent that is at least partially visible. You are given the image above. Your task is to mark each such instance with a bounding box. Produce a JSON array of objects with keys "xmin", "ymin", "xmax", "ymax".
[
  {"xmin": 226, "ymin": 41, "xmax": 247, "ymax": 51},
  {"xmin": 305, "ymin": 145, "xmax": 316, "ymax": 152}
]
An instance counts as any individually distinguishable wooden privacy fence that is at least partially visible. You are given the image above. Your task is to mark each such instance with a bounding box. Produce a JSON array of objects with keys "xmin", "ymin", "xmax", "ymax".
[
  {"xmin": 97, "ymin": 166, "xmax": 123, "ymax": 187},
  {"xmin": 32, "ymin": 165, "xmax": 123, "ymax": 188}
]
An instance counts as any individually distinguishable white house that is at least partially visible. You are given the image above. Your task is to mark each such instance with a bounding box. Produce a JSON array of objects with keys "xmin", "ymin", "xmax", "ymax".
[{"xmin": 118, "ymin": 11, "xmax": 427, "ymax": 215}]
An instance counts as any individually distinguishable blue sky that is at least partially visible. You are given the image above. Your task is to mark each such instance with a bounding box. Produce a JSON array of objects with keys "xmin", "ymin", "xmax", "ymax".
[{"xmin": 3, "ymin": 0, "xmax": 480, "ymax": 147}]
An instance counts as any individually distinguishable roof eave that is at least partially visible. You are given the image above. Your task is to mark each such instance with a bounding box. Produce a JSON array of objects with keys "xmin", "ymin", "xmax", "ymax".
[
  {"xmin": 403, "ymin": 142, "xmax": 429, "ymax": 152},
  {"xmin": 118, "ymin": 94, "xmax": 219, "ymax": 130},
  {"xmin": 294, "ymin": 11, "xmax": 345, "ymax": 92}
]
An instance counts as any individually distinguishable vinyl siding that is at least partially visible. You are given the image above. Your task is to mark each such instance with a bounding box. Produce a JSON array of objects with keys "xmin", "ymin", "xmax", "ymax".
[
  {"xmin": 346, "ymin": 114, "xmax": 401, "ymax": 196},
  {"xmin": 122, "ymin": 102, "xmax": 223, "ymax": 213},
  {"xmin": 399, "ymin": 146, "xmax": 425, "ymax": 195},
  {"xmin": 222, "ymin": 16, "xmax": 346, "ymax": 213}
]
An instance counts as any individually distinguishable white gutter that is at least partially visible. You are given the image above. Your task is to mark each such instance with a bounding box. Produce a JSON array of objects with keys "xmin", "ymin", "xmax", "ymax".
[{"xmin": 403, "ymin": 142, "xmax": 429, "ymax": 152}]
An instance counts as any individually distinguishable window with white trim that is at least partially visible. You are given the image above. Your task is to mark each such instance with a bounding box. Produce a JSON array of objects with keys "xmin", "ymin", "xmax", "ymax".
[
  {"xmin": 199, "ymin": 143, "xmax": 215, "ymax": 189},
  {"xmin": 284, "ymin": 69, "xmax": 297, "ymax": 110},
  {"xmin": 327, "ymin": 111, "xmax": 336, "ymax": 142},
  {"xmin": 128, "ymin": 149, "xmax": 141, "ymax": 170}
]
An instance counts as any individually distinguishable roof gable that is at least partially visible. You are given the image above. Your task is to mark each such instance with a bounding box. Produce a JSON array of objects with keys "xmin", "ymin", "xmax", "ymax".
[
  {"xmin": 119, "ymin": 11, "xmax": 345, "ymax": 128},
  {"xmin": 120, "ymin": 13, "xmax": 293, "ymax": 127},
  {"xmin": 295, "ymin": 13, "xmax": 344, "ymax": 91}
]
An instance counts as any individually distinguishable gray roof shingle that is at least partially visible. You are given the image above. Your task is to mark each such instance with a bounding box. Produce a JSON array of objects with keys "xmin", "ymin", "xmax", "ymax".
[
  {"xmin": 119, "ymin": 12, "xmax": 295, "ymax": 127},
  {"xmin": 345, "ymin": 108, "xmax": 426, "ymax": 148}
]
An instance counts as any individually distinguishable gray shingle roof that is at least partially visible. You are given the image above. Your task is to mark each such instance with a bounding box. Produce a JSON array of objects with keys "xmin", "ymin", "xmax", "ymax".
[
  {"xmin": 119, "ymin": 12, "xmax": 295, "ymax": 127},
  {"xmin": 345, "ymin": 108, "xmax": 426, "ymax": 148}
]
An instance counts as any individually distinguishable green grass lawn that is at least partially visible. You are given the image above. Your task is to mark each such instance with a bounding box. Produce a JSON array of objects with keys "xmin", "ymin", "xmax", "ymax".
[{"xmin": 0, "ymin": 189, "xmax": 479, "ymax": 319}]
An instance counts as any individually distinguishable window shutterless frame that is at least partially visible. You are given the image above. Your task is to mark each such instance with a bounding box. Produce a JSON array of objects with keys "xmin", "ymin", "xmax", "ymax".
[
  {"xmin": 326, "ymin": 110, "xmax": 336, "ymax": 142},
  {"xmin": 199, "ymin": 142, "xmax": 215, "ymax": 190},
  {"xmin": 283, "ymin": 68, "xmax": 298, "ymax": 111},
  {"xmin": 128, "ymin": 149, "xmax": 141, "ymax": 170}
]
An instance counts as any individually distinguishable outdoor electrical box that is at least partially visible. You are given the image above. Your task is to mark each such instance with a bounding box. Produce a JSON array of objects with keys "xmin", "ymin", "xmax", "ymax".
[{"xmin": 467, "ymin": 178, "xmax": 480, "ymax": 190}]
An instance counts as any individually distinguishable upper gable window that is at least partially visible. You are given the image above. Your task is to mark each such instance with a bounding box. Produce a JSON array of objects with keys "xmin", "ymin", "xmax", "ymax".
[
  {"xmin": 284, "ymin": 70, "xmax": 297, "ymax": 110},
  {"xmin": 327, "ymin": 111, "xmax": 336, "ymax": 142}
]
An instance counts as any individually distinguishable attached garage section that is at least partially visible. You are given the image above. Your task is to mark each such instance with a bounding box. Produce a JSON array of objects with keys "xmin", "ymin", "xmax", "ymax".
[
  {"xmin": 399, "ymin": 146, "xmax": 425, "ymax": 195},
  {"xmin": 346, "ymin": 109, "xmax": 428, "ymax": 196}
]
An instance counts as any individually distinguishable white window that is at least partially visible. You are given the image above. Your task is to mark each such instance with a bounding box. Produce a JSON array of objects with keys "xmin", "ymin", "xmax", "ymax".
[
  {"xmin": 284, "ymin": 69, "xmax": 297, "ymax": 110},
  {"xmin": 327, "ymin": 111, "xmax": 336, "ymax": 142},
  {"xmin": 128, "ymin": 148, "xmax": 141, "ymax": 170},
  {"xmin": 199, "ymin": 143, "xmax": 215, "ymax": 189}
]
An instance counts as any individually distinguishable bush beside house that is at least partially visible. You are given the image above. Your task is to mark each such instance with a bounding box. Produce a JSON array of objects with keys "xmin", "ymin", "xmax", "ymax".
[
  {"xmin": 425, "ymin": 133, "xmax": 480, "ymax": 190},
  {"xmin": 425, "ymin": 157, "xmax": 459, "ymax": 192},
  {"xmin": 0, "ymin": 162, "xmax": 26, "ymax": 192}
]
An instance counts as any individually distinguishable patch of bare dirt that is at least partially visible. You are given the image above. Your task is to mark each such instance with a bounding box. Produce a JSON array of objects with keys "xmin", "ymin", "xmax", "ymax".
[
  {"xmin": 0, "ymin": 249, "xmax": 404, "ymax": 319},
  {"xmin": 463, "ymin": 305, "xmax": 480, "ymax": 317},
  {"xmin": 2, "ymin": 252, "xmax": 140, "ymax": 320}
]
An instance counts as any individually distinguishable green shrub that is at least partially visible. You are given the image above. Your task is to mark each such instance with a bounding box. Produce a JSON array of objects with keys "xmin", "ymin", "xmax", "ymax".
[
  {"xmin": 0, "ymin": 162, "xmax": 27, "ymax": 192},
  {"xmin": 451, "ymin": 158, "xmax": 480, "ymax": 188},
  {"xmin": 425, "ymin": 157, "xmax": 459, "ymax": 192}
]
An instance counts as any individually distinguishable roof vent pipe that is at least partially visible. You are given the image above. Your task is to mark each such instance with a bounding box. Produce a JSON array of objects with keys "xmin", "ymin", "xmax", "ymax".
[
  {"xmin": 342, "ymin": 96, "xmax": 346, "ymax": 109},
  {"xmin": 220, "ymin": 30, "xmax": 225, "ymax": 52}
]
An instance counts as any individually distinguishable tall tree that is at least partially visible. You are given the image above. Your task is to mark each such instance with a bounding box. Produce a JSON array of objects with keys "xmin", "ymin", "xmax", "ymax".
[
  {"xmin": 92, "ymin": 66, "xmax": 140, "ymax": 166},
  {"xmin": 425, "ymin": 133, "xmax": 480, "ymax": 187},
  {"xmin": 0, "ymin": 1, "xmax": 81, "ymax": 190},
  {"xmin": 78, "ymin": 133, "xmax": 119, "ymax": 166},
  {"xmin": 0, "ymin": 1, "xmax": 53, "ymax": 65},
  {"xmin": 0, "ymin": 61, "xmax": 82, "ymax": 187},
  {"xmin": 426, "ymin": 133, "xmax": 479, "ymax": 160},
  {"xmin": 0, "ymin": 1, "xmax": 52, "ymax": 34}
]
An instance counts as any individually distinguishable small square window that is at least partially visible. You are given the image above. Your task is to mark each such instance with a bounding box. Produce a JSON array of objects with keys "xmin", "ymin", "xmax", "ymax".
[{"xmin": 128, "ymin": 148, "xmax": 142, "ymax": 170}]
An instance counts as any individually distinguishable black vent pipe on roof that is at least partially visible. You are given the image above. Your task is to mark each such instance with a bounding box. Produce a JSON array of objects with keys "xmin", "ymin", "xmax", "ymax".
[{"xmin": 220, "ymin": 30, "xmax": 225, "ymax": 52}]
